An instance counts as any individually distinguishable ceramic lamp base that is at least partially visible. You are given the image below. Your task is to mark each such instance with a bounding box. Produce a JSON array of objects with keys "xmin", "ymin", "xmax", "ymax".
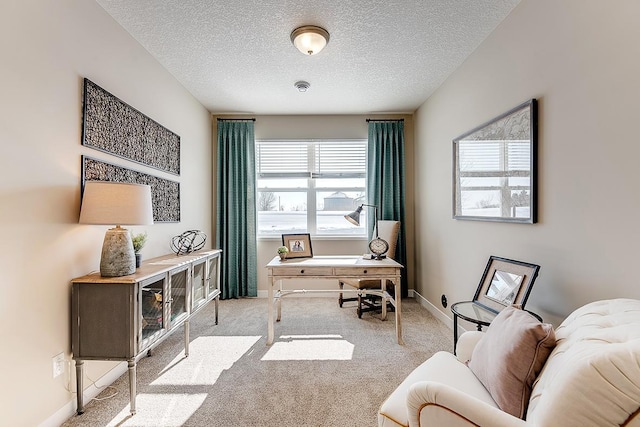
[{"xmin": 100, "ymin": 226, "xmax": 135, "ymax": 277}]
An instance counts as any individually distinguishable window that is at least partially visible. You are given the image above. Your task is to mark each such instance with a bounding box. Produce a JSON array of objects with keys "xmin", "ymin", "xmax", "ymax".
[{"xmin": 256, "ymin": 139, "xmax": 367, "ymax": 237}]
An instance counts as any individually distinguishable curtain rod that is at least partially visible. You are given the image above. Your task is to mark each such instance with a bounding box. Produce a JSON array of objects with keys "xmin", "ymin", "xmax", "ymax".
[
  {"xmin": 366, "ymin": 119, "xmax": 404, "ymax": 122},
  {"xmin": 217, "ymin": 118, "xmax": 256, "ymax": 122}
]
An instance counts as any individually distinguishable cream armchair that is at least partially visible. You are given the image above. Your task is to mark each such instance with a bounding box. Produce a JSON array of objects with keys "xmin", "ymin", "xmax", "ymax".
[{"xmin": 379, "ymin": 299, "xmax": 640, "ymax": 427}]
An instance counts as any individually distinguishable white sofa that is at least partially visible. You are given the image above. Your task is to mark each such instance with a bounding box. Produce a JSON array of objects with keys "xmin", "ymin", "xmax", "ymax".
[{"xmin": 378, "ymin": 299, "xmax": 640, "ymax": 427}]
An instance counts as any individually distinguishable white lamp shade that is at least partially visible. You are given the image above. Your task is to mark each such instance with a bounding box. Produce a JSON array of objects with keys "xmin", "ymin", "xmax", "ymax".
[
  {"xmin": 79, "ymin": 181, "xmax": 154, "ymax": 226},
  {"xmin": 79, "ymin": 181, "xmax": 153, "ymax": 277},
  {"xmin": 291, "ymin": 26, "xmax": 330, "ymax": 55}
]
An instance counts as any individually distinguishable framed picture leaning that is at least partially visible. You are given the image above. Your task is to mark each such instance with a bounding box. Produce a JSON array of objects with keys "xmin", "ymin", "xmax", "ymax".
[{"xmin": 281, "ymin": 233, "xmax": 313, "ymax": 259}]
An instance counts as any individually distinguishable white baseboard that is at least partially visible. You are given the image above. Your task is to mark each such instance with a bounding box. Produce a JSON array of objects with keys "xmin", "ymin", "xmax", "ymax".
[
  {"xmin": 412, "ymin": 291, "xmax": 457, "ymax": 331},
  {"xmin": 40, "ymin": 362, "xmax": 128, "ymax": 427}
]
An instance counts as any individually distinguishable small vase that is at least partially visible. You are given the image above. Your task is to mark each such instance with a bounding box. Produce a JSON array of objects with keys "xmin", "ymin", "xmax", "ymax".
[
  {"xmin": 135, "ymin": 253, "xmax": 142, "ymax": 268},
  {"xmin": 279, "ymin": 253, "xmax": 287, "ymax": 261}
]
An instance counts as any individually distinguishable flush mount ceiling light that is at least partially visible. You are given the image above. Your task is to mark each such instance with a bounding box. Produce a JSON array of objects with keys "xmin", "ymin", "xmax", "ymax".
[
  {"xmin": 294, "ymin": 81, "xmax": 310, "ymax": 92},
  {"xmin": 290, "ymin": 25, "xmax": 330, "ymax": 55}
]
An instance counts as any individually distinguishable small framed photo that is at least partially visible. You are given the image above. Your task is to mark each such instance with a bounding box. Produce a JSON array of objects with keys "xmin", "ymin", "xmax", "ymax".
[
  {"xmin": 281, "ymin": 233, "xmax": 313, "ymax": 259},
  {"xmin": 473, "ymin": 256, "xmax": 540, "ymax": 313}
]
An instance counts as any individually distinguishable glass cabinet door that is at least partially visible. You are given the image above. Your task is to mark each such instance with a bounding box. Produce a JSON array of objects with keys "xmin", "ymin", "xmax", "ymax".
[
  {"xmin": 140, "ymin": 275, "xmax": 166, "ymax": 349},
  {"xmin": 169, "ymin": 267, "xmax": 188, "ymax": 324},
  {"xmin": 192, "ymin": 260, "xmax": 206, "ymax": 310},
  {"xmin": 207, "ymin": 255, "xmax": 219, "ymax": 297}
]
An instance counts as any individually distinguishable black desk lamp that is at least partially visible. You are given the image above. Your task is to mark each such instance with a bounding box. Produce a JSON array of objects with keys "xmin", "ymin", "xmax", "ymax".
[{"xmin": 344, "ymin": 204, "xmax": 389, "ymax": 260}]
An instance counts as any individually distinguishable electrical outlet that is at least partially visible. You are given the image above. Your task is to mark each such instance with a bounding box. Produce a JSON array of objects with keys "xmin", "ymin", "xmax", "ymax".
[
  {"xmin": 52, "ymin": 353, "xmax": 65, "ymax": 378},
  {"xmin": 441, "ymin": 294, "xmax": 448, "ymax": 308}
]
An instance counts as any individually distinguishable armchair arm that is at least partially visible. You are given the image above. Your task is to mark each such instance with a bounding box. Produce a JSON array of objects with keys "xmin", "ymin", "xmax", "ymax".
[
  {"xmin": 407, "ymin": 381, "xmax": 528, "ymax": 427},
  {"xmin": 455, "ymin": 331, "xmax": 485, "ymax": 363}
]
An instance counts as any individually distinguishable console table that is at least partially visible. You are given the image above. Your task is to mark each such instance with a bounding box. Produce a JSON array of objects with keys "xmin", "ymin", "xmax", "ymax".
[
  {"xmin": 266, "ymin": 255, "xmax": 404, "ymax": 345},
  {"xmin": 71, "ymin": 249, "xmax": 221, "ymax": 415}
]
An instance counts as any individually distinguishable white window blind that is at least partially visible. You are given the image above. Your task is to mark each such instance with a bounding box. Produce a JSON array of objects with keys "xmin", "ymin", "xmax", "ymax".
[
  {"xmin": 314, "ymin": 141, "xmax": 366, "ymax": 177},
  {"xmin": 257, "ymin": 140, "xmax": 366, "ymax": 178},
  {"xmin": 257, "ymin": 141, "xmax": 310, "ymax": 177}
]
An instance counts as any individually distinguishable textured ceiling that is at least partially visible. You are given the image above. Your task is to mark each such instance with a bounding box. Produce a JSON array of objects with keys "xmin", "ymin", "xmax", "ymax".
[{"xmin": 95, "ymin": 0, "xmax": 521, "ymax": 115}]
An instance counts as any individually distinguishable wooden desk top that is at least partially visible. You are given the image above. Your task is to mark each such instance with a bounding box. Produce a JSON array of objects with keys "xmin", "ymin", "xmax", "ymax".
[{"xmin": 266, "ymin": 255, "xmax": 402, "ymax": 269}]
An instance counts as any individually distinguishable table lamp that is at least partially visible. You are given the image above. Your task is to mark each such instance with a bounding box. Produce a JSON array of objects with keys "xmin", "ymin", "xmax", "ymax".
[
  {"xmin": 79, "ymin": 181, "xmax": 154, "ymax": 277},
  {"xmin": 344, "ymin": 203, "xmax": 389, "ymax": 260}
]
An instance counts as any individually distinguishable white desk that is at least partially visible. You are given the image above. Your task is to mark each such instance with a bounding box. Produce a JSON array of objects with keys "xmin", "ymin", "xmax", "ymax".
[{"xmin": 266, "ymin": 255, "xmax": 404, "ymax": 345}]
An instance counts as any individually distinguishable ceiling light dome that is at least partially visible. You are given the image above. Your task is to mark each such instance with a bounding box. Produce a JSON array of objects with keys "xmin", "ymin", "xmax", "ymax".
[
  {"xmin": 290, "ymin": 25, "xmax": 330, "ymax": 56},
  {"xmin": 294, "ymin": 81, "xmax": 310, "ymax": 92}
]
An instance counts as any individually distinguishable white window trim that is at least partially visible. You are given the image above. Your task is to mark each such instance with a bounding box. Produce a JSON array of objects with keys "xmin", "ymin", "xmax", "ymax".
[{"xmin": 256, "ymin": 138, "xmax": 367, "ymax": 238}]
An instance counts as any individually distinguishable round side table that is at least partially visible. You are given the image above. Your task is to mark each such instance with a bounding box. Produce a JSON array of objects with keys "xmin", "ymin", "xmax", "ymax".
[{"xmin": 451, "ymin": 301, "xmax": 541, "ymax": 354}]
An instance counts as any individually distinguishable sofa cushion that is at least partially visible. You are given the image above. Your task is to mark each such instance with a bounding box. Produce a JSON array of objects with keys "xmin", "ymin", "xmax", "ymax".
[
  {"xmin": 467, "ymin": 306, "xmax": 556, "ymax": 419},
  {"xmin": 526, "ymin": 298, "xmax": 640, "ymax": 427},
  {"xmin": 378, "ymin": 351, "xmax": 498, "ymax": 427}
]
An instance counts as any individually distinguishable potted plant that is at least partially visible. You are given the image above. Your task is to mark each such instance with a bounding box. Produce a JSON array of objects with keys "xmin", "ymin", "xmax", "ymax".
[
  {"xmin": 131, "ymin": 232, "xmax": 148, "ymax": 268},
  {"xmin": 277, "ymin": 245, "xmax": 289, "ymax": 260}
]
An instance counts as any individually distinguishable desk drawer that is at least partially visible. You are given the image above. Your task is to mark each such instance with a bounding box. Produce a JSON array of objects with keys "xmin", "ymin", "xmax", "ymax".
[
  {"xmin": 271, "ymin": 267, "xmax": 333, "ymax": 276},
  {"xmin": 334, "ymin": 267, "xmax": 389, "ymax": 276}
]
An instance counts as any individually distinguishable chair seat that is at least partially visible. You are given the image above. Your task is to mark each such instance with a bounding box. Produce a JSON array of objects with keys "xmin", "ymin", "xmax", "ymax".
[
  {"xmin": 340, "ymin": 278, "xmax": 389, "ymax": 290},
  {"xmin": 339, "ymin": 220, "xmax": 401, "ymax": 318}
]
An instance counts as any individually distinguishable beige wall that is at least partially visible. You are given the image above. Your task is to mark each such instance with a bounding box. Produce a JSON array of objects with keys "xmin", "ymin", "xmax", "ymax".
[
  {"xmin": 9, "ymin": 0, "xmax": 636, "ymax": 424},
  {"xmin": 213, "ymin": 115, "xmax": 415, "ymax": 294},
  {"xmin": 414, "ymin": 0, "xmax": 640, "ymax": 326},
  {"xmin": 0, "ymin": 1, "xmax": 212, "ymax": 425}
]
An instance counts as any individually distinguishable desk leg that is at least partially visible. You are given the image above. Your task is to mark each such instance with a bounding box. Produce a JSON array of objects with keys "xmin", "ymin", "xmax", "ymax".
[
  {"xmin": 184, "ymin": 319, "xmax": 190, "ymax": 358},
  {"xmin": 394, "ymin": 277, "xmax": 404, "ymax": 345},
  {"xmin": 267, "ymin": 276, "xmax": 274, "ymax": 345},
  {"xmin": 276, "ymin": 278, "xmax": 282, "ymax": 322},
  {"xmin": 128, "ymin": 360, "xmax": 137, "ymax": 415},
  {"xmin": 380, "ymin": 280, "xmax": 387, "ymax": 321},
  {"xmin": 75, "ymin": 360, "xmax": 84, "ymax": 414}
]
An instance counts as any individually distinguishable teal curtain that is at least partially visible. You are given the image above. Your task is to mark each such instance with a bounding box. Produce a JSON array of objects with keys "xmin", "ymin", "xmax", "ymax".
[
  {"xmin": 216, "ymin": 119, "xmax": 257, "ymax": 298},
  {"xmin": 367, "ymin": 120, "xmax": 407, "ymax": 297}
]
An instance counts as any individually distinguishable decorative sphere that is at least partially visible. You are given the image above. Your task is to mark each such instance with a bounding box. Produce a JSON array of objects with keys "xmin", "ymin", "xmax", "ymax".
[{"xmin": 171, "ymin": 230, "xmax": 207, "ymax": 255}]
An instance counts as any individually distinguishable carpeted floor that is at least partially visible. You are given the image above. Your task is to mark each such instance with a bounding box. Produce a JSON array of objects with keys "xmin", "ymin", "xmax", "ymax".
[{"xmin": 62, "ymin": 297, "xmax": 452, "ymax": 427}]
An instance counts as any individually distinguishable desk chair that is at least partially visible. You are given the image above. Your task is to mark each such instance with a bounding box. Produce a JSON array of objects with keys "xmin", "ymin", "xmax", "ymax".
[{"xmin": 338, "ymin": 220, "xmax": 400, "ymax": 319}]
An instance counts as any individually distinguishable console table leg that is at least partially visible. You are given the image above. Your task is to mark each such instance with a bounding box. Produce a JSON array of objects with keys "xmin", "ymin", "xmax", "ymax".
[
  {"xmin": 128, "ymin": 360, "xmax": 137, "ymax": 415},
  {"xmin": 75, "ymin": 360, "xmax": 84, "ymax": 415},
  {"xmin": 214, "ymin": 296, "xmax": 219, "ymax": 325}
]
